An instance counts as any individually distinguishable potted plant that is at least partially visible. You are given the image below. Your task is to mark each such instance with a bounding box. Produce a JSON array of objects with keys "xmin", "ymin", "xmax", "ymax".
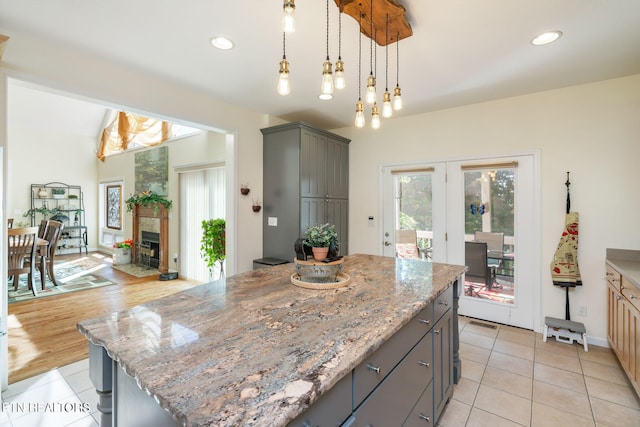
[
  {"xmin": 304, "ymin": 223, "xmax": 338, "ymax": 261},
  {"xmin": 201, "ymin": 218, "xmax": 226, "ymax": 279},
  {"xmin": 113, "ymin": 239, "xmax": 133, "ymax": 265},
  {"xmin": 125, "ymin": 190, "xmax": 173, "ymax": 214},
  {"xmin": 51, "ymin": 187, "xmax": 66, "ymax": 199}
]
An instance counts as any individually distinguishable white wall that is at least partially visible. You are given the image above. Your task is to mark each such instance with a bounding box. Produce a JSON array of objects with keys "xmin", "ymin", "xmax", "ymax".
[
  {"xmin": 334, "ymin": 74, "xmax": 640, "ymax": 341},
  {"xmin": 1, "ymin": 28, "xmax": 282, "ymax": 274}
]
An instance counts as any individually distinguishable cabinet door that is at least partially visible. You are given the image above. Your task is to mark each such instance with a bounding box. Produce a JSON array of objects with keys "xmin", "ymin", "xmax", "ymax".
[
  {"xmin": 621, "ymin": 298, "xmax": 639, "ymax": 386},
  {"xmin": 300, "ymin": 129, "xmax": 327, "ymax": 198},
  {"xmin": 326, "ymin": 199, "xmax": 348, "ymax": 255},
  {"xmin": 301, "ymin": 198, "xmax": 327, "ymax": 235},
  {"xmin": 326, "ymin": 138, "xmax": 349, "ymax": 199},
  {"xmin": 433, "ymin": 309, "xmax": 453, "ymax": 422}
]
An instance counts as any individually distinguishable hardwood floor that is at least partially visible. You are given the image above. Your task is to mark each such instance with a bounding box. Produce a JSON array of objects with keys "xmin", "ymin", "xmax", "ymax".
[{"xmin": 7, "ymin": 251, "xmax": 202, "ymax": 384}]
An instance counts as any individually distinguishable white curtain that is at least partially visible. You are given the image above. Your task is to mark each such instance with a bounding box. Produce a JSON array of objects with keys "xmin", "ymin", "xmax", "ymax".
[{"xmin": 179, "ymin": 166, "xmax": 225, "ymax": 282}]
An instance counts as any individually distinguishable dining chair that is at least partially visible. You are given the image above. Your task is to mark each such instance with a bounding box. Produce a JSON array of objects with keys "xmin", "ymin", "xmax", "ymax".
[
  {"xmin": 37, "ymin": 219, "xmax": 50, "ymax": 238},
  {"xmin": 37, "ymin": 220, "xmax": 64, "ymax": 288},
  {"xmin": 465, "ymin": 241, "xmax": 496, "ymax": 294},
  {"xmin": 8, "ymin": 226, "xmax": 39, "ymax": 296},
  {"xmin": 7, "ymin": 218, "xmax": 13, "ymax": 228}
]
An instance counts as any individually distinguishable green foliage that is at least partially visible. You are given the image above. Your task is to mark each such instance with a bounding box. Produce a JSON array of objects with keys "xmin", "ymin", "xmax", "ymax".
[
  {"xmin": 304, "ymin": 223, "xmax": 338, "ymax": 248},
  {"xmin": 51, "ymin": 187, "xmax": 66, "ymax": 195},
  {"xmin": 125, "ymin": 190, "xmax": 173, "ymax": 214},
  {"xmin": 23, "ymin": 207, "xmax": 60, "ymax": 218},
  {"xmin": 201, "ymin": 218, "xmax": 226, "ymax": 277}
]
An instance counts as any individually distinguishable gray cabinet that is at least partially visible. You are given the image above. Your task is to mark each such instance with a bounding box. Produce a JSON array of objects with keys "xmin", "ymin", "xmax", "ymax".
[{"xmin": 262, "ymin": 122, "xmax": 350, "ymax": 261}]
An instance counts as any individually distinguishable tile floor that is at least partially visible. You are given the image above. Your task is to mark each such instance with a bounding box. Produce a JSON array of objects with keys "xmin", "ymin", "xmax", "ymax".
[
  {"xmin": 1, "ymin": 316, "xmax": 639, "ymax": 426},
  {"xmin": 439, "ymin": 316, "xmax": 640, "ymax": 427}
]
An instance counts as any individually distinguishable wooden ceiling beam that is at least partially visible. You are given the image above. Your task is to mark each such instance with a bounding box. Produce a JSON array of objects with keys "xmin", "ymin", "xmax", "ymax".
[{"xmin": 336, "ymin": 0, "xmax": 412, "ymax": 46}]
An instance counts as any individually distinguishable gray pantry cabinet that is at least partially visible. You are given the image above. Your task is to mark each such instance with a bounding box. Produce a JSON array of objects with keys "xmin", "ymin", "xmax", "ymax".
[{"xmin": 261, "ymin": 122, "xmax": 350, "ymax": 261}]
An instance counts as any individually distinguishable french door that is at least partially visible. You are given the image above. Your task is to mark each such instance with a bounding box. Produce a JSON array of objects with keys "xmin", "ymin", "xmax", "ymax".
[{"xmin": 382, "ymin": 154, "xmax": 539, "ymax": 329}]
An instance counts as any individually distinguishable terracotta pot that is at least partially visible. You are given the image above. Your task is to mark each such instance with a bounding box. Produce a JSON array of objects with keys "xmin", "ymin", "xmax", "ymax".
[{"xmin": 312, "ymin": 247, "xmax": 329, "ymax": 261}]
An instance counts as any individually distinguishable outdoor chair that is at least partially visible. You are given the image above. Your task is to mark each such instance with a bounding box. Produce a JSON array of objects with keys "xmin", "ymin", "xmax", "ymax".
[
  {"xmin": 465, "ymin": 241, "xmax": 496, "ymax": 294},
  {"xmin": 395, "ymin": 230, "xmax": 421, "ymax": 259}
]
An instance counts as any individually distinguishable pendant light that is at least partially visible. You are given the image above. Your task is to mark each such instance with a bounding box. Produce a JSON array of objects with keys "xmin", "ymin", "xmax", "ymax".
[
  {"xmin": 382, "ymin": 14, "xmax": 393, "ymax": 118},
  {"xmin": 354, "ymin": 15, "xmax": 365, "ymax": 128},
  {"xmin": 393, "ymin": 32, "xmax": 403, "ymax": 110},
  {"xmin": 371, "ymin": 103, "xmax": 381, "ymax": 129},
  {"xmin": 365, "ymin": 0, "xmax": 376, "ymax": 104},
  {"xmin": 319, "ymin": 0, "xmax": 334, "ymax": 100},
  {"xmin": 277, "ymin": 32, "xmax": 291, "ymax": 96},
  {"xmin": 282, "ymin": 0, "xmax": 295, "ymax": 33},
  {"xmin": 334, "ymin": 2, "xmax": 346, "ymax": 90}
]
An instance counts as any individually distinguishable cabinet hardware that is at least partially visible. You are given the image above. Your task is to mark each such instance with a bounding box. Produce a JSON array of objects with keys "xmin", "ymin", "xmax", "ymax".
[
  {"xmin": 366, "ymin": 364, "xmax": 381, "ymax": 374},
  {"xmin": 621, "ymin": 284, "xmax": 625, "ymax": 290},
  {"xmin": 630, "ymin": 294, "xmax": 637, "ymax": 299},
  {"xmin": 418, "ymin": 413, "xmax": 431, "ymax": 422},
  {"xmin": 418, "ymin": 319, "xmax": 430, "ymax": 325},
  {"xmin": 438, "ymin": 301, "xmax": 449, "ymax": 306},
  {"xmin": 418, "ymin": 361, "xmax": 430, "ymax": 368},
  {"xmin": 434, "ymin": 329, "xmax": 441, "ymax": 334},
  {"xmin": 617, "ymin": 295, "xmax": 622, "ymax": 301}
]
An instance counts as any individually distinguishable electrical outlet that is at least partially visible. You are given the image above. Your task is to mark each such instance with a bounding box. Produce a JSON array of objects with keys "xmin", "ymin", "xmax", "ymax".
[
  {"xmin": 578, "ymin": 305, "xmax": 587, "ymax": 316},
  {"xmin": 173, "ymin": 253, "xmax": 178, "ymax": 263}
]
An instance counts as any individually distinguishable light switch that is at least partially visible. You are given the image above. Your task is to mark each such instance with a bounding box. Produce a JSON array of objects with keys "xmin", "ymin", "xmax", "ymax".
[
  {"xmin": 268, "ymin": 217, "xmax": 278, "ymax": 226},
  {"xmin": 368, "ymin": 216, "xmax": 374, "ymax": 227}
]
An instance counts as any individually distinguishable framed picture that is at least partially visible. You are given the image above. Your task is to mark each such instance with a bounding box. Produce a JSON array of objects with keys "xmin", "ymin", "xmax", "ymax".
[{"xmin": 106, "ymin": 185, "xmax": 122, "ymax": 230}]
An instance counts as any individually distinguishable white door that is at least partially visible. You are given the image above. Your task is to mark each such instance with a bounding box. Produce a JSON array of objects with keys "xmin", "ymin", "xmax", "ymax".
[
  {"xmin": 381, "ymin": 163, "xmax": 446, "ymax": 262},
  {"xmin": 382, "ymin": 154, "xmax": 539, "ymax": 329},
  {"xmin": 448, "ymin": 154, "xmax": 539, "ymax": 329}
]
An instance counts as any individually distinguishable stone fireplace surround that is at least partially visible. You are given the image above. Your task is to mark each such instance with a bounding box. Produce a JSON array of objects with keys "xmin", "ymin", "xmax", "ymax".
[{"xmin": 132, "ymin": 204, "xmax": 169, "ymax": 273}]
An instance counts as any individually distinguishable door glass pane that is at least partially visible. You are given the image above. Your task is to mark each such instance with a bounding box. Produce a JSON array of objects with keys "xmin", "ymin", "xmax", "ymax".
[
  {"xmin": 463, "ymin": 168, "xmax": 515, "ymax": 304},
  {"xmin": 395, "ymin": 173, "xmax": 432, "ymax": 260}
]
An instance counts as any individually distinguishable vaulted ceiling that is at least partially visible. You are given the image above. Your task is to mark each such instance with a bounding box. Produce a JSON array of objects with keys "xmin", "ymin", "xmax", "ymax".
[{"xmin": 1, "ymin": 0, "xmax": 640, "ymax": 130}]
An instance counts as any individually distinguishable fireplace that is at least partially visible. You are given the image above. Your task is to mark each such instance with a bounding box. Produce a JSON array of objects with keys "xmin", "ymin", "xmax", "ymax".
[
  {"xmin": 132, "ymin": 204, "xmax": 169, "ymax": 273},
  {"xmin": 139, "ymin": 231, "xmax": 160, "ymax": 268}
]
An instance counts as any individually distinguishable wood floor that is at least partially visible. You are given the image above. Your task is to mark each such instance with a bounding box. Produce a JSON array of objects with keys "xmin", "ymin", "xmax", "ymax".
[{"xmin": 7, "ymin": 251, "xmax": 202, "ymax": 384}]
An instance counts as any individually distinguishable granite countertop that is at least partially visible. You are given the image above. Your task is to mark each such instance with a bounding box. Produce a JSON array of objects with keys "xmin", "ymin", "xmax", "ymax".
[
  {"xmin": 77, "ymin": 254, "xmax": 465, "ymax": 427},
  {"xmin": 606, "ymin": 248, "xmax": 640, "ymax": 289}
]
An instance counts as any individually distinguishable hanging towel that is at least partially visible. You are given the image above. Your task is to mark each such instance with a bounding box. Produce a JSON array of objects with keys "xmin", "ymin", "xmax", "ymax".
[{"xmin": 550, "ymin": 211, "xmax": 582, "ymax": 287}]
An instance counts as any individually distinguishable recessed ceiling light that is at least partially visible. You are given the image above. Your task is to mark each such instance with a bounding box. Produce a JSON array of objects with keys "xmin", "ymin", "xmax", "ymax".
[
  {"xmin": 210, "ymin": 36, "xmax": 234, "ymax": 50},
  {"xmin": 531, "ymin": 30, "xmax": 563, "ymax": 46}
]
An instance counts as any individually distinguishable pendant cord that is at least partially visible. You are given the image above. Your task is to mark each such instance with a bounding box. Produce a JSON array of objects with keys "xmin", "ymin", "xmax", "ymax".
[
  {"xmin": 325, "ymin": 0, "xmax": 330, "ymax": 60},
  {"xmin": 358, "ymin": 14, "xmax": 362, "ymax": 99},
  {"xmin": 282, "ymin": 32, "xmax": 286, "ymax": 59},
  {"xmin": 396, "ymin": 32, "xmax": 400, "ymax": 86},
  {"xmin": 338, "ymin": 1, "xmax": 342, "ymax": 60},
  {"xmin": 385, "ymin": 14, "xmax": 389, "ymax": 90},
  {"xmin": 369, "ymin": 0, "xmax": 373, "ymax": 76}
]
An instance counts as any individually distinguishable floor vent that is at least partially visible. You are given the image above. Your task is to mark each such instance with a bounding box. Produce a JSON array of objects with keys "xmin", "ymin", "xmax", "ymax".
[{"xmin": 469, "ymin": 320, "xmax": 498, "ymax": 330}]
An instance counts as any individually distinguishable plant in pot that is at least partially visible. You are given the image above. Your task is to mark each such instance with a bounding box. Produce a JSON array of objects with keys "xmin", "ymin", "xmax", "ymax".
[
  {"xmin": 201, "ymin": 218, "xmax": 226, "ymax": 279},
  {"xmin": 51, "ymin": 187, "xmax": 66, "ymax": 199},
  {"xmin": 304, "ymin": 223, "xmax": 338, "ymax": 261}
]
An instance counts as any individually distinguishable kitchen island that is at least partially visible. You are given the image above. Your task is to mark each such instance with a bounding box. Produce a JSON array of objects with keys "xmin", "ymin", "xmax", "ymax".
[{"xmin": 78, "ymin": 254, "xmax": 465, "ymax": 426}]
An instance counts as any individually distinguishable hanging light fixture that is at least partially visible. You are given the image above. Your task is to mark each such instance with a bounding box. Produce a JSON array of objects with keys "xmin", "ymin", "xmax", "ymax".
[
  {"xmin": 365, "ymin": 0, "xmax": 376, "ymax": 104},
  {"xmin": 334, "ymin": 2, "xmax": 346, "ymax": 90},
  {"xmin": 319, "ymin": 0, "xmax": 334, "ymax": 100},
  {"xmin": 393, "ymin": 31, "xmax": 403, "ymax": 110},
  {"xmin": 382, "ymin": 14, "xmax": 393, "ymax": 118},
  {"xmin": 371, "ymin": 103, "xmax": 381, "ymax": 129},
  {"xmin": 354, "ymin": 14, "xmax": 365, "ymax": 128},
  {"xmin": 282, "ymin": 0, "xmax": 295, "ymax": 33},
  {"xmin": 277, "ymin": 32, "xmax": 291, "ymax": 96}
]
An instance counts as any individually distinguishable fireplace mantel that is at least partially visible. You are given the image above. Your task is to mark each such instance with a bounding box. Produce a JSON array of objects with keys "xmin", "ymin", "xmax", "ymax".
[{"xmin": 132, "ymin": 204, "xmax": 169, "ymax": 273}]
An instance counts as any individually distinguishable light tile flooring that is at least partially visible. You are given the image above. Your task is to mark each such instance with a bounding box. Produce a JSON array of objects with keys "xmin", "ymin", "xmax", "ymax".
[
  {"xmin": 1, "ymin": 316, "xmax": 639, "ymax": 426},
  {"xmin": 439, "ymin": 316, "xmax": 640, "ymax": 427}
]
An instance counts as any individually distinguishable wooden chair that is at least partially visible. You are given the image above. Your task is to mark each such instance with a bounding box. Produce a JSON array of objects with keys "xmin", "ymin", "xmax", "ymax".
[
  {"xmin": 37, "ymin": 219, "xmax": 50, "ymax": 238},
  {"xmin": 8, "ymin": 226, "xmax": 39, "ymax": 295},
  {"xmin": 37, "ymin": 220, "xmax": 64, "ymax": 288},
  {"xmin": 7, "ymin": 218, "xmax": 13, "ymax": 228}
]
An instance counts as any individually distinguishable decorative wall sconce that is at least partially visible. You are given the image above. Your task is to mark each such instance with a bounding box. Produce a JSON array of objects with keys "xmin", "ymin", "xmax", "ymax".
[
  {"xmin": 240, "ymin": 184, "xmax": 250, "ymax": 196},
  {"xmin": 252, "ymin": 199, "xmax": 262, "ymax": 212}
]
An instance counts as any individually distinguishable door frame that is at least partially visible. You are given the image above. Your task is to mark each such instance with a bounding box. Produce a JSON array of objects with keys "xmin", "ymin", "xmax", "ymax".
[{"xmin": 380, "ymin": 152, "xmax": 541, "ymax": 331}]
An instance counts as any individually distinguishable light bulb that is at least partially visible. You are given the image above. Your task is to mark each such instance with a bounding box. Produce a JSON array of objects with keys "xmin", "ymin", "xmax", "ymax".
[
  {"xmin": 371, "ymin": 103, "xmax": 381, "ymax": 129},
  {"xmin": 282, "ymin": 0, "xmax": 295, "ymax": 33},
  {"xmin": 355, "ymin": 100, "xmax": 365, "ymax": 128},
  {"xmin": 393, "ymin": 86, "xmax": 403, "ymax": 110},
  {"xmin": 334, "ymin": 59, "xmax": 346, "ymax": 90},
  {"xmin": 382, "ymin": 91, "xmax": 393, "ymax": 118},
  {"xmin": 365, "ymin": 74, "xmax": 376, "ymax": 104},
  {"xmin": 319, "ymin": 60, "xmax": 334, "ymax": 100},
  {"xmin": 277, "ymin": 59, "xmax": 290, "ymax": 96}
]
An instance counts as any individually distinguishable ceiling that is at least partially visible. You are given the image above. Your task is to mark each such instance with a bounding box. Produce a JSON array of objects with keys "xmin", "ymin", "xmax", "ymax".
[{"xmin": 1, "ymin": 0, "xmax": 640, "ymax": 131}]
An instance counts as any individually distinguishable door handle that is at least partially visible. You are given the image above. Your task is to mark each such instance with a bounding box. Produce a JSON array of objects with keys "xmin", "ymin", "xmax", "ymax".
[{"xmin": 384, "ymin": 241, "xmax": 391, "ymax": 246}]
